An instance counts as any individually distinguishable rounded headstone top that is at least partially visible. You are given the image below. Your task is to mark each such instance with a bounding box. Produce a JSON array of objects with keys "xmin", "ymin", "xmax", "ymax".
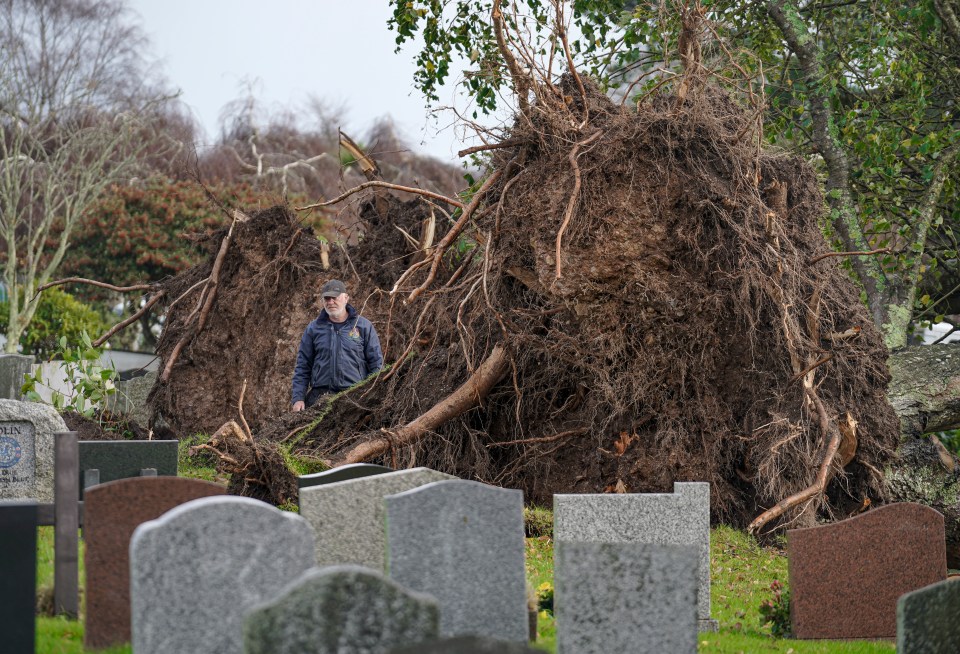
[{"xmin": 0, "ymin": 399, "xmax": 68, "ymax": 431}]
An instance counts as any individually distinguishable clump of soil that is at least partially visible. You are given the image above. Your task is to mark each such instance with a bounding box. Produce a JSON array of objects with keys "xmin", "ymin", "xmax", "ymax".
[
  {"xmin": 61, "ymin": 411, "xmax": 157, "ymax": 441},
  {"xmin": 152, "ymin": 75, "xmax": 900, "ymax": 530}
]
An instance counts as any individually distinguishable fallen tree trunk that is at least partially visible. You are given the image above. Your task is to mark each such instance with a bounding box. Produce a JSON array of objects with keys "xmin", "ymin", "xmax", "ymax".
[
  {"xmin": 887, "ymin": 344, "xmax": 960, "ymax": 438},
  {"xmin": 886, "ymin": 344, "xmax": 960, "ymax": 567}
]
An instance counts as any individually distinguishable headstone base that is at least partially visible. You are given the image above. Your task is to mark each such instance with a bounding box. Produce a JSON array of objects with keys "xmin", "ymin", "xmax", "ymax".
[{"xmin": 699, "ymin": 619, "xmax": 719, "ymax": 632}]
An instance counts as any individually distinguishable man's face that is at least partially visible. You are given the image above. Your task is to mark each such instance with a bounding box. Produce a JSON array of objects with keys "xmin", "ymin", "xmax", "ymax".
[{"xmin": 323, "ymin": 292, "xmax": 349, "ymax": 316}]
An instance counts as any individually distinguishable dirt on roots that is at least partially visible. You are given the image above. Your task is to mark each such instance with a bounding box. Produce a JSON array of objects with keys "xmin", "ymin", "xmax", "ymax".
[{"xmin": 152, "ymin": 78, "xmax": 900, "ymax": 530}]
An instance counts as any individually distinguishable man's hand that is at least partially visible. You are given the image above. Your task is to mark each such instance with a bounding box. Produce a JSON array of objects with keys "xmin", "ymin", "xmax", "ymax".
[{"xmin": 292, "ymin": 400, "xmax": 305, "ymax": 412}]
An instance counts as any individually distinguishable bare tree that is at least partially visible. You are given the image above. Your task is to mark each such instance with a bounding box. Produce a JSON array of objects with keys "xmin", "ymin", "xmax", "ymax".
[{"xmin": 0, "ymin": 0, "xmax": 173, "ymax": 351}]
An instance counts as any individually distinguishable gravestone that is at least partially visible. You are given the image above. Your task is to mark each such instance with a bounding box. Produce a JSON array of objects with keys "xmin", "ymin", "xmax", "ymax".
[
  {"xmin": 243, "ymin": 565, "xmax": 439, "ymax": 654},
  {"xmin": 390, "ymin": 636, "xmax": 544, "ymax": 653},
  {"xmin": 0, "ymin": 500, "xmax": 37, "ymax": 654},
  {"xmin": 897, "ymin": 578, "xmax": 960, "ymax": 654},
  {"xmin": 84, "ymin": 476, "xmax": 226, "ymax": 650},
  {"xmin": 386, "ymin": 479, "xmax": 528, "ymax": 642},
  {"xmin": 555, "ymin": 541, "xmax": 698, "ymax": 654},
  {"xmin": 553, "ymin": 482, "xmax": 715, "ymax": 630},
  {"xmin": 78, "ymin": 439, "xmax": 178, "ymax": 498},
  {"xmin": 0, "ymin": 399, "xmax": 66, "ymax": 502},
  {"xmin": 788, "ymin": 502, "xmax": 946, "ymax": 639},
  {"xmin": 130, "ymin": 495, "xmax": 315, "ymax": 654},
  {"xmin": 0, "ymin": 354, "xmax": 32, "ymax": 400},
  {"xmin": 105, "ymin": 370, "xmax": 156, "ymax": 427},
  {"xmin": 298, "ymin": 463, "xmax": 392, "ymax": 490},
  {"xmin": 299, "ymin": 467, "xmax": 455, "ymax": 570}
]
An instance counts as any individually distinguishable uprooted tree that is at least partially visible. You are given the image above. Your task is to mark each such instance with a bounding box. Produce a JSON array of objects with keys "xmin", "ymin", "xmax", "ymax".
[{"xmin": 47, "ymin": 2, "xmax": 960, "ymax": 561}]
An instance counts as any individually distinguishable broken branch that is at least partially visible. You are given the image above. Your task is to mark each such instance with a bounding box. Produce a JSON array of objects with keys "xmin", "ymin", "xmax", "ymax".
[{"xmin": 457, "ymin": 137, "xmax": 525, "ymax": 159}]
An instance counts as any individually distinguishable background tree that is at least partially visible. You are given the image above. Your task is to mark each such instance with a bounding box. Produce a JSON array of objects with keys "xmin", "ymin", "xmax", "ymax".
[
  {"xmin": 0, "ymin": 0, "xmax": 176, "ymax": 352},
  {"xmin": 0, "ymin": 287, "xmax": 107, "ymax": 358},
  {"xmin": 200, "ymin": 95, "xmax": 466, "ymax": 202},
  {"xmin": 59, "ymin": 177, "xmax": 262, "ymax": 349}
]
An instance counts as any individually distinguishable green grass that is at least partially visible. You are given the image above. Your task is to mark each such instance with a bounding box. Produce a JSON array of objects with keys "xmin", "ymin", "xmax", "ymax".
[{"xmin": 35, "ymin": 500, "xmax": 896, "ymax": 653}]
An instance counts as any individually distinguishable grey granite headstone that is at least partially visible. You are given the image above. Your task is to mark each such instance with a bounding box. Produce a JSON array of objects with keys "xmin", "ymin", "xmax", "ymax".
[
  {"xmin": 897, "ymin": 578, "xmax": 960, "ymax": 654},
  {"xmin": 243, "ymin": 565, "xmax": 439, "ymax": 654},
  {"xmin": 298, "ymin": 463, "xmax": 393, "ymax": 490},
  {"xmin": 386, "ymin": 479, "xmax": 528, "ymax": 642},
  {"xmin": 130, "ymin": 495, "xmax": 315, "ymax": 654},
  {"xmin": 389, "ymin": 636, "xmax": 543, "ymax": 653},
  {"xmin": 105, "ymin": 370, "xmax": 156, "ymax": 427},
  {"xmin": 0, "ymin": 500, "xmax": 37, "ymax": 654},
  {"xmin": 78, "ymin": 439, "xmax": 178, "ymax": 498},
  {"xmin": 299, "ymin": 467, "xmax": 455, "ymax": 570},
  {"xmin": 555, "ymin": 541, "xmax": 698, "ymax": 654},
  {"xmin": 0, "ymin": 354, "xmax": 32, "ymax": 400},
  {"xmin": 0, "ymin": 399, "xmax": 66, "ymax": 502},
  {"xmin": 554, "ymin": 482, "xmax": 715, "ymax": 630}
]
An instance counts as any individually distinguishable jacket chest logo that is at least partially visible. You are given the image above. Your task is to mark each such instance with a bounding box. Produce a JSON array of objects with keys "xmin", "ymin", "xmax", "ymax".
[{"xmin": 348, "ymin": 328, "xmax": 361, "ymax": 341}]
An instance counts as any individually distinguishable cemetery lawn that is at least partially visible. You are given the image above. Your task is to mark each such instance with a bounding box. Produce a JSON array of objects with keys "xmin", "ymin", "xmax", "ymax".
[{"xmin": 36, "ymin": 516, "xmax": 894, "ymax": 653}]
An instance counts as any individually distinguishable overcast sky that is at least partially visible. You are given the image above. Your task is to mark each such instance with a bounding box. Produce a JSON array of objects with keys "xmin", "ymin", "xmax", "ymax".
[{"xmin": 126, "ymin": 0, "xmax": 482, "ymax": 163}]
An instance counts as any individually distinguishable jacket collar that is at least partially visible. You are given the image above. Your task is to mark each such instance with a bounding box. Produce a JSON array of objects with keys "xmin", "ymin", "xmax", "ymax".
[{"xmin": 317, "ymin": 303, "xmax": 358, "ymax": 325}]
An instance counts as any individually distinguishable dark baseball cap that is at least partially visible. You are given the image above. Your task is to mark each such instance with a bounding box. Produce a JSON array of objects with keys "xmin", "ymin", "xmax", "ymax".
[{"xmin": 321, "ymin": 279, "xmax": 348, "ymax": 298}]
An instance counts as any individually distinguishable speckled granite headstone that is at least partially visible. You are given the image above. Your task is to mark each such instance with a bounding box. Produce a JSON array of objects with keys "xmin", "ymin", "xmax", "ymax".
[
  {"xmin": 555, "ymin": 541, "xmax": 698, "ymax": 654},
  {"xmin": 0, "ymin": 354, "xmax": 32, "ymax": 400},
  {"xmin": 84, "ymin": 476, "xmax": 226, "ymax": 650},
  {"xmin": 553, "ymin": 482, "xmax": 715, "ymax": 630},
  {"xmin": 299, "ymin": 467, "xmax": 455, "ymax": 570},
  {"xmin": 788, "ymin": 502, "xmax": 946, "ymax": 639},
  {"xmin": 298, "ymin": 463, "xmax": 393, "ymax": 490},
  {"xmin": 130, "ymin": 495, "xmax": 315, "ymax": 654},
  {"xmin": 897, "ymin": 578, "xmax": 960, "ymax": 654},
  {"xmin": 0, "ymin": 399, "xmax": 66, "ymax": 502},
  {"xmin": 243, "ymin": 565, "xmax": 438, "ymax": 654},
  {"xmin": 0, "ymin": 500, "xmax": 37, "ymax": 654},
  {"xmin": 386, "ymin": 480, "xmax": 528, "ymax": 642},
  {"xmin": 389, "ymin": 636, "xmax": 544, "ymax": 653},
  {"xmin": 78, "ymin": 440, "xmax": 178, "ymax": 498}
]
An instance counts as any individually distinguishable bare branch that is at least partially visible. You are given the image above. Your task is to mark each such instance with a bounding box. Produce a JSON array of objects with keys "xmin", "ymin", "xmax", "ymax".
[
  {"xmin": 808, "ymin": 248, "xmax": 890, "ymax": 265},
  {"xmin": 36, "ymin": 277, "xmax": 154, "ymax": 297},
  {"xmin": 93, "ymin": 291, "xmax": 165, "ymax": 347},
  {"xmin": 296, "ymin": 181, "xmax": 463, "ymax": 211}
]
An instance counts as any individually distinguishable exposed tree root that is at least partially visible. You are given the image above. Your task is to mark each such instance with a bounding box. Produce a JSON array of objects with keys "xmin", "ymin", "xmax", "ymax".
[{"xmin": 340, "ymin": 344, "xmax": 510, "ymax": 464}]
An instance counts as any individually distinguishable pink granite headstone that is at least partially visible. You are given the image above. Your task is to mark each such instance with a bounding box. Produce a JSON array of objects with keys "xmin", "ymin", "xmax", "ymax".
[
  {"xmin": 788, "ymin": 502, "xmax": 947, "ymax": 639},
  {"xmin": 83, "ymin": 476, "xmax": 226, "ymax": 649}
]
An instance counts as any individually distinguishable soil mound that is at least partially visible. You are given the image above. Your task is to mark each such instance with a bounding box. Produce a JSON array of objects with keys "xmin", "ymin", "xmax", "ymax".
[
  {"xmin": 148, "ymin": 206, "xmax": 326, "ymax": 435},
  {"xmin": 154, "ymin": 78, "xmax": 900, "ymax": 529}
]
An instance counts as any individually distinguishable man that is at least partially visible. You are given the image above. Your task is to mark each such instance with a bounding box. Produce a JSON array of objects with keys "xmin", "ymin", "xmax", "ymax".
[{"xmin": 291, "ymin": 279, "xmax": 383, "ymax": 411}]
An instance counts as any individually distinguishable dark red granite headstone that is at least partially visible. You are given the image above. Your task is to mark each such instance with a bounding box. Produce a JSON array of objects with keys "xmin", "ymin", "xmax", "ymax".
[
  {"xmin": 788, "ymin": 502, "xmax": 946, "ymax": 639},
  {"xmin": 83, "ymin": 476, "xmax": 226, "ymax": 650}
]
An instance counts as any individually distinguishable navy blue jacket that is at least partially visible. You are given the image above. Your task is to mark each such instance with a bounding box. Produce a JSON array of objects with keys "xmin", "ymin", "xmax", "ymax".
[{"xmin": 291, "ymin": 304, "xmax": 383, "ymax": 404}]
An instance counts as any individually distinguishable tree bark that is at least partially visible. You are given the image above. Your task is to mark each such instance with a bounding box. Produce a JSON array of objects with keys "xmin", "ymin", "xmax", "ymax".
[
  {"xmin": 888, "ymin": 345, "xmax": 960, "ymax": 438},
  {"xmin": 886, "ymin": 344, "xmax": 960, "ymax": 567}
]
